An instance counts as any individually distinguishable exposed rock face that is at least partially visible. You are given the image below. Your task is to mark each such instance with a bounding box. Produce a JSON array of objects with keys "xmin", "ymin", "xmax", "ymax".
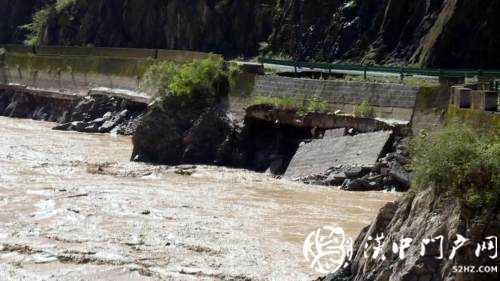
[
  {"xmin": 130, "ymin": 80, "xmax": 238, "ymax": 165},
  {"xmin": 0, "ymin": 0, "xmax": 45, "ymax": 43},
  {"xmin": 27, "ymin": 0, "xmax": 274, "ymax": 58},
  {"xmin": 318, "ymin": 188, "xmax": 500, "ymax": 281},
  {"xmin": 0, "ymin": 85, "xmax": 147, "ymax": 135},
  {"xmin": 2, "ymin": 0, "xmax": 498, "ymax": 68},
  {"xmin": 3, "ymin": 0, "xmax": 499, "ymax": 67},
  {"xmin": 268, "ymin": 0, "xmax": 500, "ymax": 68},
  {"xmin": 53, "ymin": 94, "xmax": 147, "ymax": 135}
]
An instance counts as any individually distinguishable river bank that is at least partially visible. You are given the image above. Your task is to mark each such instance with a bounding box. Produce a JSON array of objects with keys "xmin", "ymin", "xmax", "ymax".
[{"xmin": 0, "ymin": 117, "xmax": 398, "ymax": 280}]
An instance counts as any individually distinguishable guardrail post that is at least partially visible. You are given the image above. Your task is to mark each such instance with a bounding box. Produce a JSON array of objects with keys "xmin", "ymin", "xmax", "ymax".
[
  {"xmin": 400, "ymin": 67, "xmax": 405, "ymax": 82},
  {"xmin": 363, "ymin": 65, "xmax": 367, "ymax": 80},
  {"xmin": 294, "ymin": 60, "xmax": 297, "ymax": 73}
]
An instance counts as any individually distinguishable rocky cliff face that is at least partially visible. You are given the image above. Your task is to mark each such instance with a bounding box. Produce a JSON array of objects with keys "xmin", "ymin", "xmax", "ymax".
[
  {"xmin": 32, "ymin": 0, "xmax": 274, "ymax": 58},
  {"xmin": 267, "ymin": 0, "xmax": 500, "ymax": 68},
  {"xmin": 2, "ymin": 0, "xmax": 499, "ymax": 67},
  {"xmin": 0, "ymin": 0, "xmax": 45, "ymax": 43},
  {"xmin": 318, "ymin": 188, "xmax": 500, "ymax": 281}
]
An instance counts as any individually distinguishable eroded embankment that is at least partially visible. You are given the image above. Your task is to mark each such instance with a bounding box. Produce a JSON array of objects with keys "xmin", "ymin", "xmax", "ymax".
[
  {"xmin": 0, "ymin": 85, "xmax": 148, "ymax": 135},
  {"xmin": 0, "ymin": 84, "xmax": 414, "ymax": 191},
  {"xmin": 0, "ymin": 117, "xmax": 398, "ymax": 280}
]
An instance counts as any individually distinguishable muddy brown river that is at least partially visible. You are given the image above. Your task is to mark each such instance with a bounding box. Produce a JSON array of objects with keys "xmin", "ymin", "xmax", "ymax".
[{"xmin": 0, "ymin": 117, "xmax": 398, "ymax": 280}]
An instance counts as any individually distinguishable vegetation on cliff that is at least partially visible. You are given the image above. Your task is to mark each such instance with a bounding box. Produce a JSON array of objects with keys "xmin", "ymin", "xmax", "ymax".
[
  {"xmin": 267, "ymin": 0, "xmax": 500, "ymax": 68},
  {"xmin": 13, "ymin": 0, "xmax": 273, "ymax": 57},
  {"xmin": 4, "ymin": 0, "xmax": 499, "ymax": 68},
  {"xmin": 410, "ymin": 121, "xmax": 500, "ymax": 207},
  {"xmin": 321, "ymin": 121, "xmax": 500, "ymax": 281}
]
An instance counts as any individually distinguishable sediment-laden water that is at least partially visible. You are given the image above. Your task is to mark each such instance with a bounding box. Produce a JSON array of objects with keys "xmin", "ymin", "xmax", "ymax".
[{"xmin": 0, "ymin": 117, "xmax": 398, "ymax": 280}]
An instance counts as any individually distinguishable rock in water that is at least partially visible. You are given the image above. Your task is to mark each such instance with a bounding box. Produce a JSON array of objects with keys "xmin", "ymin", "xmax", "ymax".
[
  {"xmin": 53, "ymin": 93, "xmax": 147, "ymax": 135},
  {"xmin": 182, "ymin": 107, "xmax": 236, "ymax": 164},
  {"xmin": 131, "ymin": 79, "xmax": 237, "ymax": 165}
]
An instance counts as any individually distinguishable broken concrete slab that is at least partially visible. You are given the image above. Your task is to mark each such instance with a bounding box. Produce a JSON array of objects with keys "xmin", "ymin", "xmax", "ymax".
[
  {"xmin": 323, "ymin": 128, "xmax": 345, "ymax": 138},
  {"xmin": 284, "ymin": 131, "xmax": 392, "ymax": 180}
]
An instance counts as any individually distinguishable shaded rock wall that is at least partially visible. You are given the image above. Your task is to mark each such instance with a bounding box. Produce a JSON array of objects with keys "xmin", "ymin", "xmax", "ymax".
[
  {"xmin": 0, "ymin": 0, "xmax": 46, "ymax": 44},
  {"xmin": 267, "ymin": 0, "xmax": 500, "ymax": 68},
  {"xmin": 3, "ymin": 0, "xmax": 499, "ymax": 67},
  {"xmin": 31, "ymin": 0, "xmax": 274, "ymax": 58}
]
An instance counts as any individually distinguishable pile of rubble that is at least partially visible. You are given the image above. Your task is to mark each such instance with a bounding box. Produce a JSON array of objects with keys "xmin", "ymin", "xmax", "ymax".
[
  {"xmin": 322, "ymin": 138, "xmax": 411, "ymax": 191},
  {"xmin": 285, "ymin": 131, "xmax": 412, "ymax": 191},
  {"xmin": 53, "ymin": 93, "xmax": 147, "ymax": 135}
]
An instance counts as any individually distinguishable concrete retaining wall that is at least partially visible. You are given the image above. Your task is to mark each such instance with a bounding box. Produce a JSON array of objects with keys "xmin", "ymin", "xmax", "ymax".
[
  {"xmin": 3, "ymin": 54, "xmax": 144, "ymax": 92},
  {"xmin": 0, "ymin": 45, "xmax": 221, "ymax": 93},
  {"xmin": 238, "ymin": 75, "xmax": 420, "ymax": 121}
]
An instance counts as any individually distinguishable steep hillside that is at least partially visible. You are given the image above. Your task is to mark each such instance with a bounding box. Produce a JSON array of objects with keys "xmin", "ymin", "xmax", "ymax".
[
  {"xmin": 0, "ymin": 0, "xmax": 45, "ymax": 43},
  {"xmin": 267, "ymin": 0, "xmax": 500, "ymax": 68},
  {"xmin": 18, "ymin": 0, "xmax": 274, "ymax": 58},
  {"xmin": 2, "ymin": 0, "xmax": 500, "ymax": 68}
]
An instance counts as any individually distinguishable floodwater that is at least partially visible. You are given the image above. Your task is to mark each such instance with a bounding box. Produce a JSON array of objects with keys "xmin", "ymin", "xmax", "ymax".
[{"xmin": 0, "ymin": 117, "xmax": 398, "ymax": 281}]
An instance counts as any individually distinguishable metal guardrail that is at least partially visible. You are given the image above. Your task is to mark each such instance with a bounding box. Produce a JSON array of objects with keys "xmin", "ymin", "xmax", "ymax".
[{"xmin": 260, "ymin": 58, "xmax": 500, "ymax": 79}]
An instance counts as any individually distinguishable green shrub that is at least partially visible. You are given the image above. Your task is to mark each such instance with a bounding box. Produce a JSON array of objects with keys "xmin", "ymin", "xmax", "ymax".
[
  {"xmin": 22, "ymin": 0, "xmax": 78, "ymax": 46},
  {"xmin": 141, "ymin": 57, "xmax": 227, "ymax": 98},
  {"xmin": 169, "ymin": 57, "xmax": 226, "ymax": 97},
  {"xmin": 55, "ymin": 0, "xmax": 77, "ymax": 12},
  {"xmin": 354, "ymin": 101, "xmax": 375, "ymax": 118},
  {"xmin": 227, "ymin": 62, "xmax": 242, "ymax": 89},
  {"xmin": 410, "ymin": 121, "xmax": 500, "ymax": 207},
  {"xmin": 297, "ymin": 97, "xmax": 330, "ymax": 117},
  {"xmin": 305, "ymin": 97, "xmax": 329, "ymax": 113},
  {"xmin": 249, "ymin": 95, "xmax": 297, "ymax": 109},
  {"xmin": 22, "ymin": 7, "xmax": 52, "ymax": 46},
  {"xmin": 139, "ymin": 61, "xmax": 177, "ymax": 97}
]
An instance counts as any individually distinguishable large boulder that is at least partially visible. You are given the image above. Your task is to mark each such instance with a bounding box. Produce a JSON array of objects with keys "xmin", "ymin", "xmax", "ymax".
[{"xmin": 131, "ymin": 84, "xmax": 238, "ymax": 165}]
